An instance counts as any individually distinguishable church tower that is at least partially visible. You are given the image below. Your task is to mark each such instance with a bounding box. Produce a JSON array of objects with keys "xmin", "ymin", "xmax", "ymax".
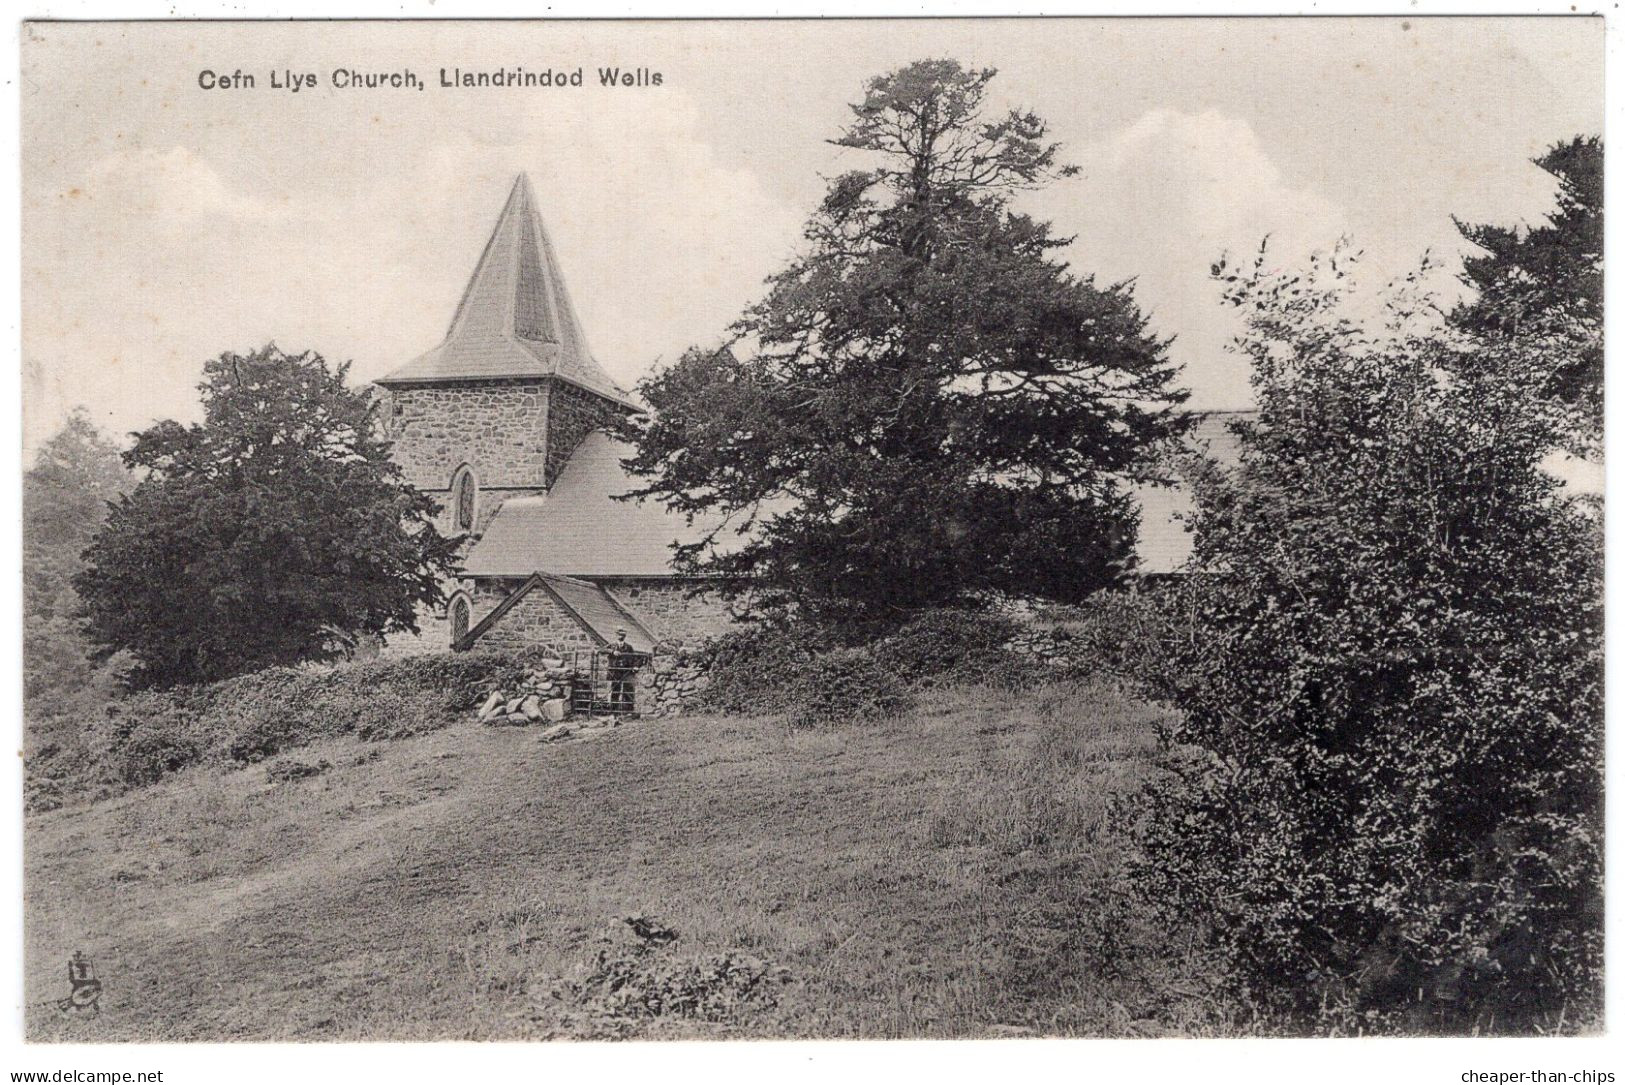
[
  {"xmin": 375, "ymin": 174, "xmax": 638, "ymax": 543},
  {"xmin": 374, "ymin": 174, "xmax": 640, "ymax": 652}
]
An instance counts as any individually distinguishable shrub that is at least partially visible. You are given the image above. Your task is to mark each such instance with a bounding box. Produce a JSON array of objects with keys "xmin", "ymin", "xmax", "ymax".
[
  {"xmin": 1045, "ymin": 590, "xmax": 1174, "ymax": 681},
  {"xmin": 70, "ymin": 649, "xmax": 541, "ymax": 795},
  {"xmin": 219, "ymin": 651, "xmax": 536, "ymax": 761},
  {"xmin": 549, "ymin": 916, "xmax": 791, "ymax": 1031},
  {"xmin": 1131, "ymin": 248, "xmax": 1603, "ymax": 1033},
  {"xmin": 696, "ymin": 623, "xmax": 833, "ymax": 716},
  {"xmin": 784, "ymin": 646, "xmax": 914, "ymax": 730},
  {"xmin": 940, "ymin": 648, "xmax": 1055, "ymax": 694},
  {"xmin": 265, "ymin": 758, "xmax": 331, "ymax": 784},
  {"xmin": 24, "ymin": 775, "xmax": 64, "ymax": 814},
  {"xmin": 24, "ymin": 712, "xmax": 101, "ymax": 813},
  {"xmin": 363, "ymin": 653, "xmax": 538, "ymax": 714},
  {"xmin": 871, "ymin": 608, "xmax": 1023, "ymax": 685},
  {"xmin": 353, "ymin": 688, "xmax": 446, "ymax": 743},
  {"xmin": 700, "ymin": 611, "xmax": 1053, "ymax": 721},
  {"xmin": 117, "ymin": 728, "xmax": 205, "ymax": 786},
  {"xmin": 219, "ymin": 668, "xmax": 327, "ymax": 763}
]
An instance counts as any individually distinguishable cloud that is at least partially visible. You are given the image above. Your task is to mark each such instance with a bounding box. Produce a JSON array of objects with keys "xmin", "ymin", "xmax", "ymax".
[
  {"xmin": 1091, "ymin": 109, "xmax": 1345, "ymax": 266},
  {"xmin": 23, "ymin": 89, "xmax": 806, "ymax": 454},
  {"xmin": 1033, "ymin": 108, "xmax": 1350, "ymax": 408},
  {"xmin": 79, "ymin": 145, "xmax": 289, "ymax": 226}
]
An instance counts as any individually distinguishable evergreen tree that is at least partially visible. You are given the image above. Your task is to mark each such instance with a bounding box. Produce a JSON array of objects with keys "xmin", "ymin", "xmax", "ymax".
[
  {"xmin": 1452, "ymin": 135, "xmax": 1602, "ymax": 443},
  {"xmin": 622, "ymin": 60, "xmax": 1187, "ymax": 621}
]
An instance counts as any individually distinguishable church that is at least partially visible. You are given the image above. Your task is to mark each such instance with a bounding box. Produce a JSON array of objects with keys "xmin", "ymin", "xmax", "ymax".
[
  {"xmin": 375, "ymin": 174, "xmax": 1232, "ymax": 658},
  {"xmin": 374, "ymin": 174, "xmax": 744, "ymax": 658}
]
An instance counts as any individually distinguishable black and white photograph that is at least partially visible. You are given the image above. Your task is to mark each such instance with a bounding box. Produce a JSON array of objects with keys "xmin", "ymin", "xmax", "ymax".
[{"xmin": 12, "ymin": 9, "xmax": 1610, "ymax": 1071}]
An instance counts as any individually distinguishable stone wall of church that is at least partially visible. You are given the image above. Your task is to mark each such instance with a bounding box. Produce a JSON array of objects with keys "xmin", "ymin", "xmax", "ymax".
[
  {"xmin": 545, "ymin": 380, "xmax": 623, "ymax": 488},
  {"xmin": 470, "ymin": 580, "xmax": 598, "ymax": 654},
  {"xmin": 379, "ymin": 589, "xmax": 469, "ymax": 658},
  {"xmin": 378, "ymin": 378, "xmax": 551, "ymax": 492},
  {"xmin": 598, "ymin": 580, "xmax": 743, "ymax": 650},
  {"xmin": 378, "ymin": 377, "xmax": 623, "ymax": 493},
  {"xmin": 377, "ymin": 376, "xmax": 624, "ymax": 540},
  {"xmin": 382, "ymin": 578, "xmax": 743, "ymax": 658}
]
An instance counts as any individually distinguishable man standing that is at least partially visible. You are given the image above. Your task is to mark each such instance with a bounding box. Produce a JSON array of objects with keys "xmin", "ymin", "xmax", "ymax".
[{"xmin": 607, "ymin": 627, "xmax": 640, "ymax": 716}]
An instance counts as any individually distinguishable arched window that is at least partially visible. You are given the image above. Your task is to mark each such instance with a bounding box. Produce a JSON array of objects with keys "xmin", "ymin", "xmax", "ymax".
[
  {"xmin": 449, "ymin": 594, "xmax": 471, "ymax": 645},
  {"xmin": 450, "ymin": 465, "xmax": 477, "ymax": 533}
]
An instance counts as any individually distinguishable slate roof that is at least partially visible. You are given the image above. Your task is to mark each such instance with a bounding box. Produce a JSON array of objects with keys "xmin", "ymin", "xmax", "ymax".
[
  {"xmin": 542, "ymin": 574, "xmax": 659, "ymax": 652},
  {"xmin": 377, "ymin": 174, "xmax": 636, "ymax": 408},
  {"xmin": 1131, "ymin": 411, "xmax": 1250, "ymax": 575},
  {"xmin": 462, "ymin": 430, "xmax": 751, "ymax": 579}
]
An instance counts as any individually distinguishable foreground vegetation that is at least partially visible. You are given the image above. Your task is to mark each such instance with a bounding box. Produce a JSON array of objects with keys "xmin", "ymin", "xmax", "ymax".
[
  {"xmin": 25, "ymin": 651, "xmax": 540, "ymax": 813},
  {"xmin": 1122, "ymin": 233, "xmax": 1603, "ymax": 1034},
  {"xmin": 27, "ymin": 590, "xmax": 1600, "ymax": 1037},
  {"xmin": 26, "ymin": 675, "xmax": 1251, "ymax": 1041}
]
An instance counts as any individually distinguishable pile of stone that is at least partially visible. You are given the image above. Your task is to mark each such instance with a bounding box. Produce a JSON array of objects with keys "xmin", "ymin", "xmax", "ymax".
[
  {"xmin": 477, "ymin": 659, "xmax": 575, "ymax": 726},
  {"xmin": 539, "ymin": 713, "xmax": 629, "ymax": 746},
  {"xmin": 1002, "ymin": 628, "xmax": 1073, "ymax": 666},
  {"xmin": 643, "ymin": 654, "xmax": 712, "ymax": 716}
]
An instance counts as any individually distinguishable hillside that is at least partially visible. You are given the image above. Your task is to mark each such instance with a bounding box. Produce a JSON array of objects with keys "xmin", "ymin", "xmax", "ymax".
[{"xmin": 24, "ymin": 678, "xmax": 1241, "ymax": 1040}]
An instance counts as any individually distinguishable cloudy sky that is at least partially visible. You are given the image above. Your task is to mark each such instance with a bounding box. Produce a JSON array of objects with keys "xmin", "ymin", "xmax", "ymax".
[{"xmin": 20, "ymin": 18, "xmax": 1602, "ymax": 454}]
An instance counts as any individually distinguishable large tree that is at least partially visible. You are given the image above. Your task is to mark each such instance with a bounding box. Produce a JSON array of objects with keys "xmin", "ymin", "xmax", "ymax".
[
  {"xmin": 622, "ymin": 60, "xmax": 1187, "ymax": 620},
  {"xmin": 76, "ymin": 346, "xmax": 459, "ymax": 687},
  {"xmin": 1451, "ymin": 135, "xmax": 1601, "ymax": 444}
]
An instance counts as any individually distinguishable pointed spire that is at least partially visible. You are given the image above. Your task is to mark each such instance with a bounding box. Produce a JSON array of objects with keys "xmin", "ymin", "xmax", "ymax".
[{"xmin": 379, "ymin": 174, "xmax": 633, "ymax": 407}]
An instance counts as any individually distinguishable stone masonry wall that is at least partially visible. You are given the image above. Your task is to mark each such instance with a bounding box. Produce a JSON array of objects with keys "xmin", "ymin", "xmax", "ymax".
[
  {"xmin": 640, "ymin": 652, "xmax": 713, "ymax": 716},
  {"xmin": 378, "ymin": 376, "xmax": 623, "ymax": 537},
  {"xmin": 456, "ymin": 579, "xmax": 740, "ymax": 657},
  {"xmin": 544, "ymin": 380, "xmax": 623, "ymax": 488},
  {"xmin": 470, "ymin": 581, "xmax": 598, "ymax": 655},
  {"xmin": 379, "ymin": 378, "xmax": 551, "ymax": 492},
  {"xmin": 377, "ymin": 582, "xmax": 476, "ymax": 657},
  {"xmin": 596, "ymin": 580, "xmax": 741, "ymax": 650}
]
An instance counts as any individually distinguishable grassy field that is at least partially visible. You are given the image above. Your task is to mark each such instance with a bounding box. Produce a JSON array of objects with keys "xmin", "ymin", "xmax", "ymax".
[{"xmin": 25, "ymin": 677, "xmax": 1245, "ymax": 1040}]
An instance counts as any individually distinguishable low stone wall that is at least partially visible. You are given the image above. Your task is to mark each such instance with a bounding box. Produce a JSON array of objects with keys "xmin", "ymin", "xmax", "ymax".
[
  {"xmin": 461, "ymin": 622, "xmax": 1080, "ymax": 725},
  {"xmin": 475, "ymin": 660, "xmax": 576, "ymax": 725},
  {"xmin": 640, "ymin": 651, "xmax": 714, "ymax": 717},
  {"xmin": 1001, "ymin": 628, "xmax": 1074, "ymax": 666},
  {"xmin": 467, "ymin": 651, "xmax": 712, "ymax": 723},
  {"xmin": 630, "ymin": 625, "xmax": 1077, "ymax": 718}
]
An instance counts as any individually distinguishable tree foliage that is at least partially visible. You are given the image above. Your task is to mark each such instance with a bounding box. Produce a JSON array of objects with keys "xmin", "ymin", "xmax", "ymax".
[
  {"xmin": 24, "ymin": 410, "xmax": 132, "ymax": 704},
  {"xmin": 1452, "ymin": 135, "xmax": 1602, "ymax": 444},
  {"xmin": 622, "ymin": 59, "xmax": 1187, "ymax": 620},
  {"xmin": 1131, "ymin": 243, "xmax": 1602, "ymax": 1032},
  {"xmin": 75, "ymin": 346, "xmax": 459, "ymax": 688}
]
